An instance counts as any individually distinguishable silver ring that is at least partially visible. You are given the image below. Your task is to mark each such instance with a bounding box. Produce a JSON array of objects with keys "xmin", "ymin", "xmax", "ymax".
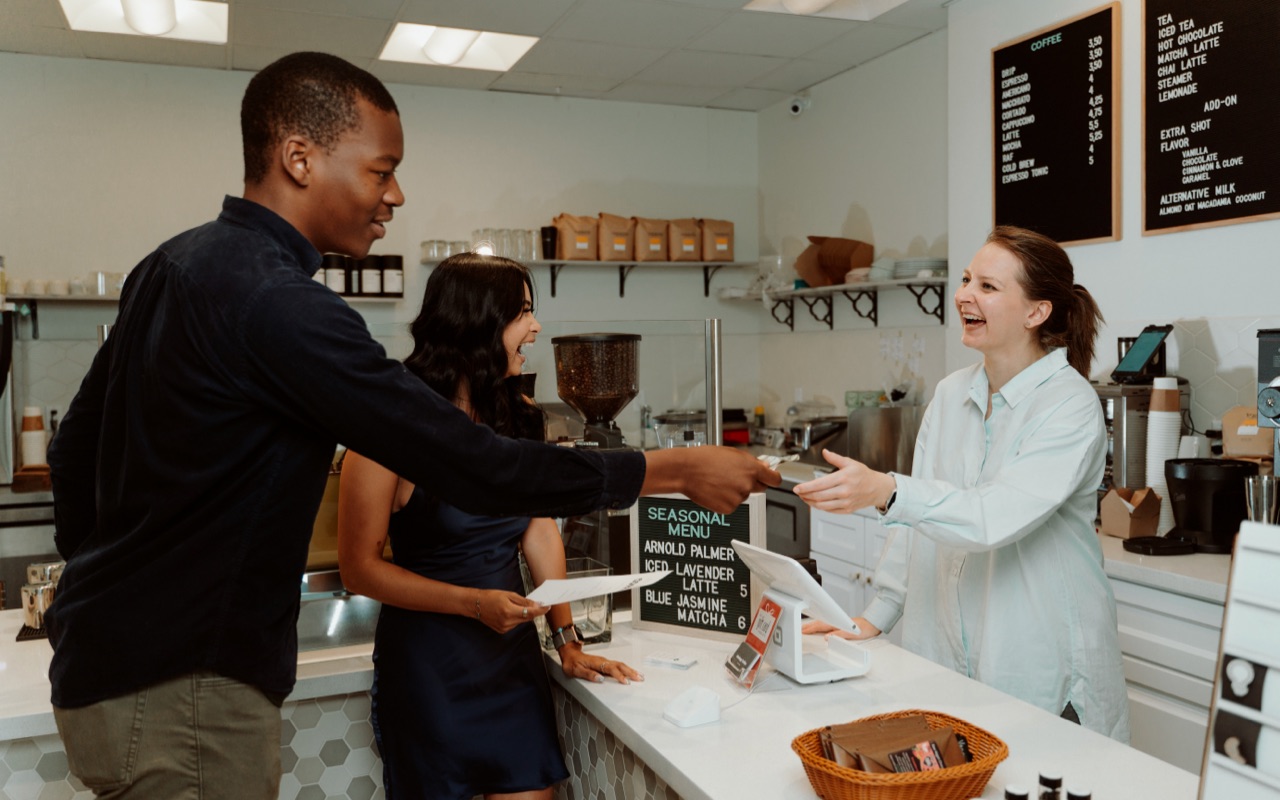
[{"xmin": 522, "ymin": 607, "xmax": 528, "ymax": 618}]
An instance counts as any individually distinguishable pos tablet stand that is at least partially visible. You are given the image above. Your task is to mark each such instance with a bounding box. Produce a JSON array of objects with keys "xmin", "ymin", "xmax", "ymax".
[{"xmin": 761, "ymin": 589, "xmax": 872, "ymax": 684}]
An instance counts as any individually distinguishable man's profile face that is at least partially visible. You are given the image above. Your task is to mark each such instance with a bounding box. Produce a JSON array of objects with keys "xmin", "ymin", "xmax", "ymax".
[{"xmin": 306, "ymin": 98, "xmax": 404, "ymax": 258}]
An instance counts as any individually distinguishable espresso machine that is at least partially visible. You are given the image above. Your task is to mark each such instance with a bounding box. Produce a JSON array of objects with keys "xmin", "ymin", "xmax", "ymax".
[{"xmin": 551, "ymin": 333, "xmax": 640, "ymax": 608}]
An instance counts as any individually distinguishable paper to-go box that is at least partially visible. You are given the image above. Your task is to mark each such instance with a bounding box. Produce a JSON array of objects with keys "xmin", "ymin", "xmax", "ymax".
[{"xmin": 1099, "ymin": 486, "xmax": 1160, "ymax": 539}]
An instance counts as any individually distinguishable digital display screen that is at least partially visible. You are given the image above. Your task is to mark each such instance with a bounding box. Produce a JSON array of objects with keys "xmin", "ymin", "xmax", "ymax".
[{"xmin": 1113, "ymin": 326, "xmax": 1172, "ymax": 378}]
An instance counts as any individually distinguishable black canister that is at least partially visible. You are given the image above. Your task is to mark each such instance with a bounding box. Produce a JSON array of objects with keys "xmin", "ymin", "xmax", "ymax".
[{"xmin": 1164, "ymin": 458, "xmax": 1258, "ymax": 553}]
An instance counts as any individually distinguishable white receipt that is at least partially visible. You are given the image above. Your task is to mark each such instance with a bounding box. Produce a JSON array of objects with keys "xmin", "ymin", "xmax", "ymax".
[{"xmin": 527, "ymin": 570, "xmax": 671, "ymax": 606}]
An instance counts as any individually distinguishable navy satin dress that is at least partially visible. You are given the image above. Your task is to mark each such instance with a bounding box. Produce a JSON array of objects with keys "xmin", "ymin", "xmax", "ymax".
[{"xmin": 372, "ymin": 487, "xmax": 568, "ymax": 799}]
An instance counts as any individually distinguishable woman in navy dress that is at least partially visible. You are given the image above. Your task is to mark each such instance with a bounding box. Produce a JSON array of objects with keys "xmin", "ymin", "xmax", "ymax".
[{"xmin": 337, "ymin": 253, "xmax": 642, "ymax": 800}]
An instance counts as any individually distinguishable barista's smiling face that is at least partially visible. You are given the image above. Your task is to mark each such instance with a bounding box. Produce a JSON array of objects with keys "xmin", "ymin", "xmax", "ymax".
[
  {"xmin": 955, "ymin": 242, "xmax": 1047, "ymax": 359},
  {"xmin": 502, "ymin": 284, "xmax": 540, "ymax": 378}
]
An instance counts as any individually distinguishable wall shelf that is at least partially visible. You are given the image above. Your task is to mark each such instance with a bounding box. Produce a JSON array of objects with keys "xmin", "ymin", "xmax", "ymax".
[
  {"xmin": 5, "ymin": 293, "xmax": 400, "ymax": 339},
  {"xmin": 721, "ymin": 277, "xmax": 947, "ymax": 331},
  {"xmin": 422, "ymin": 258, "xmax": 755, "ymax": 298}
]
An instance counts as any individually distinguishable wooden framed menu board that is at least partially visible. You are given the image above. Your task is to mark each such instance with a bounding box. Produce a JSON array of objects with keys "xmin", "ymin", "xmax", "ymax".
[
  {"xmin": 992, "ymin": 4, "xmax": 1120, "ymax": 246},
  {"xmin": 629, "ymin": 492, "xmax": 764, "ymax": 643},
  {"xmin": 1144, "ymin": 0, "xmax": 1280, "ymax": 235}
]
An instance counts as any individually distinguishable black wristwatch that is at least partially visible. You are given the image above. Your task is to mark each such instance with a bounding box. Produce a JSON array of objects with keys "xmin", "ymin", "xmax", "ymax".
[{"xmin": 551, "ymin": 624, "xmax": 582, "ymax": 649}]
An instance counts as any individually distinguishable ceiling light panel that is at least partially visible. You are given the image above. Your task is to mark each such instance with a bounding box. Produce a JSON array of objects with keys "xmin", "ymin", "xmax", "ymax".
[
  {"xmin": 58, "ymin": 0, "xmax": 228, "ymax": 43},
  {"xmin": 380, "ymin": 23, "xmax": 537, "ymax": 71},
  {"xmin": 743, "ymin": 0, "xmax": 910, "ymax": 22}
]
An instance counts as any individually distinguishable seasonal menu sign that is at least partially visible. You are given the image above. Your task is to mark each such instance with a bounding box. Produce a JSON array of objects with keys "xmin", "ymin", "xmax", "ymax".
[
  {"xmin": 992, "ymin": 4, "xmax": 1120, "ymax": 245},
  {"xmin": 630, "ymin": 494, "xmax": 762, "ymax": 641},
  {"xmin": 1144, "ymin": 0, "xmax": 1280, "ymax": 233}
]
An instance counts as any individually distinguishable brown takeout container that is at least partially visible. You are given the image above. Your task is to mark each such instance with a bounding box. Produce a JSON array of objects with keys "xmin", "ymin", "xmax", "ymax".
[{"xmin": 1099, "ymin": 486, "xmax": 1160, "ymax": 539}]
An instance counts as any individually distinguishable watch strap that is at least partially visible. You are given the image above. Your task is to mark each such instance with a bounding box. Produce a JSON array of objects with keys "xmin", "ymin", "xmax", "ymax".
[{"xmin": 551, "ymin": 624, "xmax": 581, "ymax": 649}]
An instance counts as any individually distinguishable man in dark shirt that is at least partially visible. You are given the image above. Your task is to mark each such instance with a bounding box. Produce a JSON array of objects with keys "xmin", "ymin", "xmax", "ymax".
[{"xmin": 46, "ymin": 51, "xmax": 778, "ymax": 799}]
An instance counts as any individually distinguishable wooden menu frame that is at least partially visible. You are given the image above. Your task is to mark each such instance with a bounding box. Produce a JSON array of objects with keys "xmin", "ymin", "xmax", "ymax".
[{"xmin": 992, "ymin": 4, "xmax": 1121, "ymax": 246}]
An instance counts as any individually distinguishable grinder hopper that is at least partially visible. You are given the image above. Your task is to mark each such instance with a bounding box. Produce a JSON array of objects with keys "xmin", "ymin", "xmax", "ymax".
[{"xmin": 552, "ymin": 333, "xmax": 640, "ymax": 448}]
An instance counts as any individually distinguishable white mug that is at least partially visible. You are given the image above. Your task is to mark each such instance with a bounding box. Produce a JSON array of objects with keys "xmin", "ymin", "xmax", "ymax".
[{"xmin": 47, "ymin": 279, "xmax": 70, "ymax": 296}]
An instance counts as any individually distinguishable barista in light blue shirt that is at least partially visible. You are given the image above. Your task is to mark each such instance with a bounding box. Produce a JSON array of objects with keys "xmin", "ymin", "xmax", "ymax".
[{"xmin": 795, "ymin": 226, "xmax": 1130, "ymax": 742}]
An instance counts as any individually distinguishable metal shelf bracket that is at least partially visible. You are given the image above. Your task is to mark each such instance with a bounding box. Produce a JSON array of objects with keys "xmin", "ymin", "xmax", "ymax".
[
  {"xmin": 905, "ymin": 283, "xmax": 945, "ymax": 324},
  {"xmin": 799, "ymin": 295, "xmax": 834, "ymax": 330},
  {"xmin": 841, "ymin": 289, "xmax": 878, "ymax": 327}
]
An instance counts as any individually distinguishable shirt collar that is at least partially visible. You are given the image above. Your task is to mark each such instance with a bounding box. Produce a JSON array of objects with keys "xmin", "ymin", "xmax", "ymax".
[
  {"xmin": 967, "ymin": 348, "xmax": 1072, "ymax": 410},
  {"xmin": 218, "ymin": 195, "xmax": 323, "ymax": 277}
]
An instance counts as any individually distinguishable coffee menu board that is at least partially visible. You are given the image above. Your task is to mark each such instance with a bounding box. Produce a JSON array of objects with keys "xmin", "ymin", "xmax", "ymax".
[
  {"xmin": 629, "ymin": 493, "xmax": 764, "ymax": 643},
  {"xmin": 1144, "ymin": 0, "xmax": 1280, "ymax": 234},
  {"xmin": 992, "ymin": 4, "xmax": 1120, "ymax": 245}
]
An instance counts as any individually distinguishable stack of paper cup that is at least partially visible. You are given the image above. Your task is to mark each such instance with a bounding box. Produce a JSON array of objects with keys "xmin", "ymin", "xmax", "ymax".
[
  {"xmin": 19, "ymin": 406, "xmax": 47, "ymax": 468},
  {"xmin": 1146, "ymin": 378, "xmax": 1183, "ymax": 535}
]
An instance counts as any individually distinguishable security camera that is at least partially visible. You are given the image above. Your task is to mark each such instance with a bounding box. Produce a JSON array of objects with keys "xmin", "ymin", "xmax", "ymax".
[{"xmin": 788, "ymin": 94, "xmax": 811, "ymax": 116}]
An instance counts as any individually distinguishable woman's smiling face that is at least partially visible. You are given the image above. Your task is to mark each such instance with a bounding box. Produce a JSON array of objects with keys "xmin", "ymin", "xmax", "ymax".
[
  {"xmin": 954, "ymin": 242, "xmax": 1043, "ymax": 357},
  {"xmin": 502, "ymin": 284, "xmax": 540, "ymax": 377}
]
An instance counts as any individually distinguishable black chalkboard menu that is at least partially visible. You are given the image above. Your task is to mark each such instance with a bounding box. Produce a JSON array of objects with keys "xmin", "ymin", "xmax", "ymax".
[
  {"xmin": 1144, "ymin": 0, "xmax": 1280, "ymax": 234},
  {"xmin": 992, "ymin": 4, "xmax": 1120, "ymax": 245},
  {"xmin": 629, "ymin": 493, "xmax": 764, "ymax": 643}
]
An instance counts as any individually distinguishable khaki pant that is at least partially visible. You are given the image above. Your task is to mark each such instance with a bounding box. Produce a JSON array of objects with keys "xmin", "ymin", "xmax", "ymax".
[{"xmin": 54, "ymin": 671, "xmax": 282, "ymax": 800}]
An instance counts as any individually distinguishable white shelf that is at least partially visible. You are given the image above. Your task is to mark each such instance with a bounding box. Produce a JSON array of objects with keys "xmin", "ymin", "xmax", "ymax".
[
  {"xmin": 733, "ymin": 276, "xmax": 948, "ymax": 329},
  {"xmin": 423, "ymin": 258, "xmax": 755, "ymax": 298}
]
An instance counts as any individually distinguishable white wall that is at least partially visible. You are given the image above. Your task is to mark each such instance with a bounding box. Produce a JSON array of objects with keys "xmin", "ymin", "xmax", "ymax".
[
  {"xmin": 947, "ymin": 0, "xmax": 1280, "ymax": 401},
  {"xmin": 0, "ymin": 53, "xmax": 768, "ymax": 439},
  {"xmin": 754, "ymin": 31, "xmax": 950, "ymax": 423}
]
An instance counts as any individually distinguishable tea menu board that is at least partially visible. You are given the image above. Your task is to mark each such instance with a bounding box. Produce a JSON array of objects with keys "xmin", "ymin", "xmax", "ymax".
[
  {"xmin": 629, "ymin": 493, "xmax": 763, "ymax": 642},
  {"xmin": 1144, "ymin": 0, "xmax": 1280, "ymax": 234},
  {"xmin": 991, "ymin": 4, "xmax": 1119, "ymax": 245}
]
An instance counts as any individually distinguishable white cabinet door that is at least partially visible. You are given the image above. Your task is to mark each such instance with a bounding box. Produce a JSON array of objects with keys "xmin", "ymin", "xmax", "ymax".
[
  {"xmin": 811, "ymin": 509, "xmax": 865, "ymax": 564},
  {"xmin": 812, "ymin": 553, "xmax": 864, "ymax": 618}
]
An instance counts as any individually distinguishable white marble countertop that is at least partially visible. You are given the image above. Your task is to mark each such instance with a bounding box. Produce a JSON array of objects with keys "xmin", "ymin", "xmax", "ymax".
[
  {"xmin": 546, "ymin": 620, "xmax": 1199, "ymax": 800},
  {"xmin": 0, "ymin": 609, "xmax": 375, "ymax": 741},
  {"xmin": 1097, "ymin": 532, "xmax": 1231, "ymax": 603}
]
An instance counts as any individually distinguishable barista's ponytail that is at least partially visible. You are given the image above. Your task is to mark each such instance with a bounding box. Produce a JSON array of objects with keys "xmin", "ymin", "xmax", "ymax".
[{"xmin": 985, "ymin": 226, "xmax": 1105, "ymax": 378}]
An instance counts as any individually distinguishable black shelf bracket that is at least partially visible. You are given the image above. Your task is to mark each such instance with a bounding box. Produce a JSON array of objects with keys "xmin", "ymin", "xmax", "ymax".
[
  {"xmin": 619, "ymin": 264, "xmax": 637, "ymax": 297},
  {"xmin": 769, "ymin": 298, "xmax": 795, "ymax": 331},
  {"xmin": 841, "ymin": 289, "xmax": 878, "ymax": 327},
  {"xmin": 905, "ymin": 283, "xmax": 946, "ymax": 324},
  {"xmin": 799, "ymin": 295, "xmax": 833, "ymax": 329},
  {"xmin": 549, "ymin": 263, "xmax": 566, "ymax": 298},
  {"xmin": 703, "ymin": 264, "xmax": 724, "ymax": 297}
]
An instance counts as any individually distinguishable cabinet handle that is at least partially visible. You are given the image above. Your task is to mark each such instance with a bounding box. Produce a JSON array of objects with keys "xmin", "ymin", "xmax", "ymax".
[{"xmin": 864, "ymin": 576, "xmax": 873, "ymax": 585}]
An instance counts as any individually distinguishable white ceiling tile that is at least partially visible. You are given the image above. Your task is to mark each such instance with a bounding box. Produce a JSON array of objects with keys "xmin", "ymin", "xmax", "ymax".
[
  {"xmin": 549, "ymin": 0, "xmax": 728, "ymax": 49},
  {"xmin": 603, "ymin": 81, "xmax": 730, "ymax": 107},
  {"xmin": 747, "ymin": 58, "xmax": 849, "ymax": 92},
  {"xmin": 230, "ymin": 43, "xmax": 319, "ymax": 72},
  {"xmin": 512, "ymin": 39, "xmax": 663, "ymax": 80},
  {"xmin": 369, "ymin": 60, "xmax": 501, "ymax": 91},
  {"xmin": 490, "ymin": 71, "xmax": 617, "ymax": 97},
  {"xmin": 232, "ymin": 7, "xmax": 391, "ymax": 60},
  {"xmin": 707, "ymin": 86, "xmax": 789, "ymax": 111},
  {"xmin": 686, "ymin": 11, "xmax": 857, "ymax": 58},
  {"xmin": 632, "ymin": 50, "xmax": 787, "ymax": 88},
  {"xmin": 2, "ymin": 0, "xmax": 67, "ymax": 28},
  {"xmin": 398, "ymin": 0, "xmax": 577, "ymax": 36},
  {"xmin": 77, "ymin": 33, "xmax": 229, "ymax": 69},
  {"xmin": 804, "ymin": 21, "xmax": 927, "ymax": 66},
  {"xmin": 233, "ymin": 0, "xmax": 403, "ymax": 21},
  {"xmin": 0, "ymin": 24, "xmax": 83, "ymax": 58},
  {"xmin": 871, "ymin": 0, "xmax": 948, "ymax": 31}
]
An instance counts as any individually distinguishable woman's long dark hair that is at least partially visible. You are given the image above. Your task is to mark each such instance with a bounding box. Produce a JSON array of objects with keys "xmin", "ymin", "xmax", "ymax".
[
  {"xmin": 987, "ymin": 226, "xmax": 1105, "ymax": 378},
  {"xmin": 404, "ymin": 253, "xmax": 544, "ymax": 441}
]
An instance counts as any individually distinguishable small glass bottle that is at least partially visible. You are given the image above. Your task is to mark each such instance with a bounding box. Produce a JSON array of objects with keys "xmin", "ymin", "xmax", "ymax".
[
  {"xmin": 1065, "ymin": 788, "xmax": 1091, "ymax": 800},
  {"xmin": 1005, "ymin": 787, "xmax": 1030, "ymax": 800},
  {"xmin": 1038, "ymin": 771, "xmax": 1063, "ymax": 800},
  {"xmin": 753, "ymin": 405, "xmax": 766, "ymax": 428},
  {"xmin": 381, "ymin": 255, "xmax": 404, "ymax": 298}
]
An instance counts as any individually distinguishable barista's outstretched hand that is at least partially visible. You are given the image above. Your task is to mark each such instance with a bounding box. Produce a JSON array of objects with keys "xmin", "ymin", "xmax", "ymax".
[
  {"xmin": 641, "ymin": 447, "xmax": 781, "ymax": 514},
  {"xmin": 793, "ymin": 450, "xmax": 896, "ymax": 515},
  {"xmin": 802, "ymin": 616, "xmax": 880, "ymax": 641}
]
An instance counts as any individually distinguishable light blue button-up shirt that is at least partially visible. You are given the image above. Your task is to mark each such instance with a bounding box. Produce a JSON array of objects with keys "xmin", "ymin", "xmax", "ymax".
[{"xmin": 863, "ymin": 348, "xmax": 1130, "ymax": 741}]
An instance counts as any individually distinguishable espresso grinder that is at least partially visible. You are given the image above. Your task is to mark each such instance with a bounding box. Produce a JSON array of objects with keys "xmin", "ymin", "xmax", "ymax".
[{"xmin": 552, "ymin": 333, "xmax": 641, "ymax": 608}]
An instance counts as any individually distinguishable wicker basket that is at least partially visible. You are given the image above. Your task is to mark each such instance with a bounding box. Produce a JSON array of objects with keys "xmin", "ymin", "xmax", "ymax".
[{"xmin": 791, "ymin": 709, "xmax": 1009, "ymax": 800}]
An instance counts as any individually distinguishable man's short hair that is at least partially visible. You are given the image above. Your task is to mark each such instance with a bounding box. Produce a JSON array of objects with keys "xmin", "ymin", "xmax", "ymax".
[{"xmin": 241, "ymin": 52, "xmax": 399, "ymax": 184}]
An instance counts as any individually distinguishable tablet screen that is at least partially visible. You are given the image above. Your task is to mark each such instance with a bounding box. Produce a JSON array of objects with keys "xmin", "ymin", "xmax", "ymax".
[{"xmin": 1112, "ymin": 325, "xmax": 1171, "ymax": 381}]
